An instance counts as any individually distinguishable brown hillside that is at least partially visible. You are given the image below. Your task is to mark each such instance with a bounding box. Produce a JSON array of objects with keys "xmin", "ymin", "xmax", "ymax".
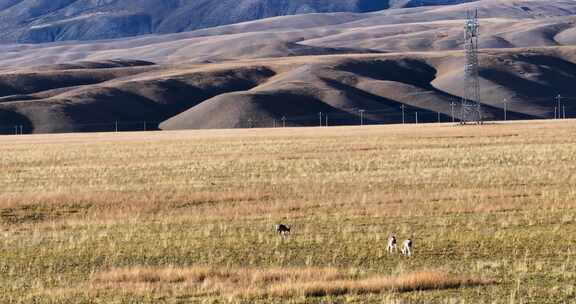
[{"xmin": 1, "ymin": 0, "xmax": 576, "ymax": 133}]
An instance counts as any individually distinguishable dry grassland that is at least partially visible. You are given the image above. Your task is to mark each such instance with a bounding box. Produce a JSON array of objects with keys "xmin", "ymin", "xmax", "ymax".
[{"xmin": 0, "ymin": 120, "xmax": 575, "ymax": 303}]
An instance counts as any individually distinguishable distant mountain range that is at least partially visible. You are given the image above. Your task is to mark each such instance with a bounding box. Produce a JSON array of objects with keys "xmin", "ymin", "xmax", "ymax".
[
  {"xmin": 2, "ymin": 0, "xmax": 576, "ymax": 134},
  {"xmin": 0, "ymin": 0, "xmax": 475, "ymax": 43}
]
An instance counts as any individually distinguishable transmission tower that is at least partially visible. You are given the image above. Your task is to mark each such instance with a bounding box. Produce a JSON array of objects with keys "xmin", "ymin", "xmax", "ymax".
[{"xmin": 460, "ymin": 9, "xmax": 482, "ymax": 124}]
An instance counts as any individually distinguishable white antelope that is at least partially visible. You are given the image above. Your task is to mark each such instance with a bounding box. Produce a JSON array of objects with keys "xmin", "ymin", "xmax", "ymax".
[
  {"xmin": 387, "ymin": 234, "xmax": 397, "ymax": 253},
  {"xmin": 401, "ymin": 239, "xmax": 413, "ymax": 257},
  {"xmin": 275, "ymin": 224, "xmax": 290, "ymax": 237}
]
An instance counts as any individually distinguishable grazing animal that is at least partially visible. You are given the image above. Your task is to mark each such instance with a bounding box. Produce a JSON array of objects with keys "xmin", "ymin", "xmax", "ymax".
[
  {"xmin": 387, "ymin": 234, "xmax": 397, "ymax": 253},
  {"xmin": 275, "ymin": 224, "xmax": 290, "ymax": 237},
  {"xmin": 401, "ymin": 239, "xmax": 413, "ymax": 256}
]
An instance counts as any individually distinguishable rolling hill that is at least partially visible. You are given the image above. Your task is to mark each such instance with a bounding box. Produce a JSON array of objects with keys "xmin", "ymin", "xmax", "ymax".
[
  {"xmin": 0, "ymin": 0, "xmax": 575, "ymax": 134},
  {"xmin": 0, "ymin": 0, "xmax": 474, "ymax": 44}
]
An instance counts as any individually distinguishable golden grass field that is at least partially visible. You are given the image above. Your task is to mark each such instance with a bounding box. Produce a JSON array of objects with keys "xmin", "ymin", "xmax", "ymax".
[{"xmin": 1, "ymin": 120, "xmax": 575, "ymax": 303}]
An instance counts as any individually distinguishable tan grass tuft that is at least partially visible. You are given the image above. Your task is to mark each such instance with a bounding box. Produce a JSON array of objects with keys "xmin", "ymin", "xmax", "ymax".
[{"xmin": 88, "ymin": 266, "xmax": 492, "ymax": 298}]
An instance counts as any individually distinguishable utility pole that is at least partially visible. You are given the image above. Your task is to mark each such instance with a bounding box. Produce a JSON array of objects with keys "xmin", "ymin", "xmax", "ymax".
[
  {"xmin": 555, "ymin": 94, "xmax": 562, "ymax": 120},
  {"xmin": 401, "ymin": 104, "xmax": 406, "ymax": 124},
  {"xmin": 325, "ymin": 115, "xmax": 328, "ymax": 127},
  {"xmin": 319, "ymin": 112, "xmax": 323, "ymax": 127},
  {"xmin": 503, "ymin": 99, "xmax": 507, "ymax": 121},
  {"xmin": 115, "ymin": 121, "xmax": 118, "ymax": 133},
  {"xmin": 554, "ymin": 107, "xmax": 558, "ymax": 120},
  {"xmin": 415, "ymin": 112, "xmax": 419, "ymax": 124},
  {"xmin": 359, "ymin": 109, "xmax": 365, "ymax": 126},
  {"xmin": 563, "ymin": 105, "xmax": 566, "ymax": 119}
]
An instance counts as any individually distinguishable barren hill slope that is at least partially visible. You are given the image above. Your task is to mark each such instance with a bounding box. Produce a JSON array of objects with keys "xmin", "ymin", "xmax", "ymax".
[
  {"xmin": 0, "ymin": 0, "xmax": 475, "ymax": 43},
  {"xmin": 1, "ymin": 47, "xmax": 575, "ymax": 134},
  {"xmin": 1, "ymin": 0, "xmax": 575, "ymax": 68}
]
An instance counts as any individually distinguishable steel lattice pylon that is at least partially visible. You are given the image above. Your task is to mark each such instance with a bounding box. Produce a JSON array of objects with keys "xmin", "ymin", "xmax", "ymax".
[{"xmin": 460, "ymin": 9, "xmax": 482, "ymax": 124}]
